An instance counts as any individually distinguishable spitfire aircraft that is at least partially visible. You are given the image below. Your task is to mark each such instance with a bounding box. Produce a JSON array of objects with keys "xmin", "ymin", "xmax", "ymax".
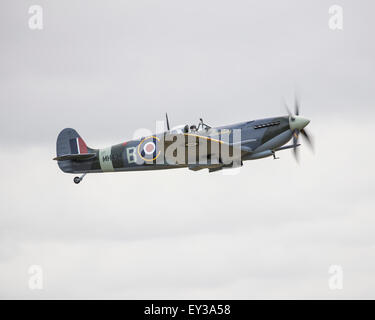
[{"xmin": 54, "ymin": 97, "xmax": 313, "ymax": 184}]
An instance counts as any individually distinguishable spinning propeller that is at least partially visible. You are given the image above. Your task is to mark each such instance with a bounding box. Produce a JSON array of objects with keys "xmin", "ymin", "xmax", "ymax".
[{"xmin": 284, "ymin": 95, "xmax": 314, "ymax": 162}]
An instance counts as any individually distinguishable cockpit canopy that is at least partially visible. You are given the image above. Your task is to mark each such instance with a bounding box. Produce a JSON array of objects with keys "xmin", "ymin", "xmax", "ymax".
[{"xmin": 168, "ymin": 119, "xmax": 211, "ymax": 134}]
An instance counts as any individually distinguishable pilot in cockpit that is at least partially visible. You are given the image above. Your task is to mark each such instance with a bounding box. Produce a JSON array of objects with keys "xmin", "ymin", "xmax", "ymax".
[
  {"xmin": 190, "ymin": 125, "xmax": 197, "ymax": 132},
  {"xmin": 182, "ymin": 124, "xmax": 197, "ymax": 133},
  {"xmin": 181, "ymin": 119, "xmax": 211, "ymax": 134}
]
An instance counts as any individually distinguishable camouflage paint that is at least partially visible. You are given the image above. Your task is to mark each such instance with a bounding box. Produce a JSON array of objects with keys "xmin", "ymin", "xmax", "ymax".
[{"xmin": 55, "ymin": 115, "xmax": 308, "ymax": 174}]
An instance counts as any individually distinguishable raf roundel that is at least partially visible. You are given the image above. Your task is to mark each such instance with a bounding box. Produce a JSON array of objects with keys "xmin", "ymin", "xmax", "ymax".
[
  {"xmin": 143, "ymin": 142, "xmax": 156, "ymax": 155},
  {"xmin": 138, "ymin": 136, "xmax": 161, "ymax": 162}
]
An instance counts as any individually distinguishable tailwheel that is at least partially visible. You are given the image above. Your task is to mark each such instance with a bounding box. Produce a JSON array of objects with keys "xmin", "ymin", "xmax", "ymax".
[{"xmin": 73, "ymin": 173, "xmax": 86, "ymax": 184}]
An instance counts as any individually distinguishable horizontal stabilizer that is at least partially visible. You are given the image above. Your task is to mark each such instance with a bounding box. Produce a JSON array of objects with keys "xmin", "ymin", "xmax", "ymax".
[{"xmin": 53, "ymin": 153, "xmax": 96, "ymax": 161}]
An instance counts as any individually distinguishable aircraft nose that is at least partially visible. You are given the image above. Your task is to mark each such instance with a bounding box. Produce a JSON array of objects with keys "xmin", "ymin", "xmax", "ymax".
[{"xmin": 289, "ymin": 116, "xmax": 310, "ymax": 130}]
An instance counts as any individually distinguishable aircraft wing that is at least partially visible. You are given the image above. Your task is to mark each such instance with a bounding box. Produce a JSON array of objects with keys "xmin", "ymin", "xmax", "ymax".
[{"xmin": 162, "ymin": 131, "xmax": 250, "ymax": 165}]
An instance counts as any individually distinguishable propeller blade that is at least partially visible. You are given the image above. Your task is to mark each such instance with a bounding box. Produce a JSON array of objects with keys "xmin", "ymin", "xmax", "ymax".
[
  {"xmin": 300, "ymin": 128, "xmax": 314, "ymax": 150},
  {"xmin": 283, "ymin": 99, "xmax": 293, "ymax": 117},
  {"xmin": 293, "ymin": 144, "xmax": 299, "ymax": 162},
  {"xmin": 165, "ymin": 113, "xmax": 170, "ymax": 131},
  {"xmin": 293, "ymin": 129, "xmax": 299, "ymax": 162},
  {"xmin": 294, "ymin": 94, "xmax": 300, "ymax": 116},
  {"xmin": 292, "ymin": 129, "xmax": 299, "ymax": 144}
]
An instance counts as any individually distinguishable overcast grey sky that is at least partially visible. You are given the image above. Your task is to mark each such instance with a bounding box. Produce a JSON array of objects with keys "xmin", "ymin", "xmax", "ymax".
[{"xmin": 0, "ymin": 0, "xmax": 374, "ymax": 299}]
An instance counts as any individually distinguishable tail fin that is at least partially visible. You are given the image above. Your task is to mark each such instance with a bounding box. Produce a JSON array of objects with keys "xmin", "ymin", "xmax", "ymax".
[{"xmin": 54, "ymin": 129, "xmax": 96, "ymax": 171}]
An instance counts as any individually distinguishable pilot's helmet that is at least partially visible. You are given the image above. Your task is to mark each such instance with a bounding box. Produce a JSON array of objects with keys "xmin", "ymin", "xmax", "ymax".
[
  {"xmin": 190, "ymin": 125, "xmax": 197, "ymax": 131},
  {"xmin": 183, "ymin": 125, "xmax": 189, "ymax": 133}
]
